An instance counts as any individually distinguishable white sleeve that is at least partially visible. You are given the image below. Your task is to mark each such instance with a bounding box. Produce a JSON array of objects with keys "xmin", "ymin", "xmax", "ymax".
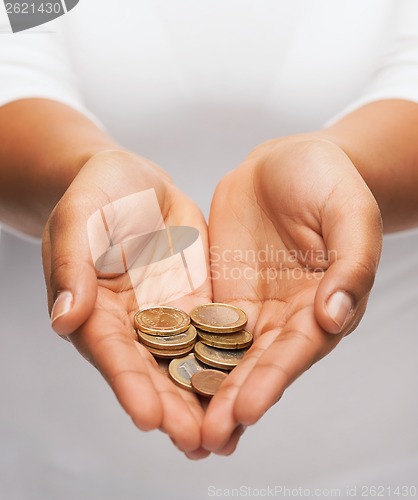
[
  {"xmin": 0, "ymin": 5, "xmax": 92, "ymax": 118},
  {"xmin": 328, "ymin": 0, "xmax": 418, "ymax": 123}
]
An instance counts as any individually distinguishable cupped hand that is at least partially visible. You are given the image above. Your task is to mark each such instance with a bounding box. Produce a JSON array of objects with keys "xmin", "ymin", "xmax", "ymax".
[
  {"xmin": 202, "ymin": 136, "xmax": 383, "ymax": 454},
  {"xmin": 42, "ymin": 150, "xmax": 218, "ymax": 456}
]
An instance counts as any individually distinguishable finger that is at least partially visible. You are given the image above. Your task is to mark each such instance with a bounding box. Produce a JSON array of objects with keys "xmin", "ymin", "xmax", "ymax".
[
  {"xmin": 315, "ymin": 182, "xmax": 383, "ymax": 334},
  {"xmin": 198, "ymin": 425, "xmax": 246, "ymax": 459},
  {"xmin": 43, "ymin": 197, "xmax": 98, "ymax": 336},
  {"xmin": 214, "ymin": 425, "xmax": 247, "ymax": 456},
  {"xmin": 202, "ymin": 330, "xmax": 278, "ymax": 451},
  {"xmin": 155, "ymin": 357, "xmax": 209, "ymax": 439},
  {"xmin": 170, "ymin": 437, "xmax": 210, "ymax": 460},
  {"xmin": 183, "ymin": 397, "xmax": 212, "ymax": 459},
  {"xmin": 142, "ymin": 358, "xmax": 203, "ymax": 452},
  {"xmin": 184, "ymin": 447, "xmax": 212, "ymax": 460},
  {"xmin": 137, "ymin": 339, "xmax": 206, "ymax": 452},
  {"xmin": 234, "ymin": 306, "xmax": 341, "ymax": 425},
  {"xmin": 70, "ymin": 309, "xmax": 164, "ymax": 432},
  {"xmin": 216, "ymin": 425, "xmax": 247, "ymax": 457}
]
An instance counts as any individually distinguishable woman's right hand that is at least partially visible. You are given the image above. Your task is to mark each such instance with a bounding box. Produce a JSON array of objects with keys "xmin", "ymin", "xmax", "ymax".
[{"xmin": 42, "ymin": 150, "xmax": 214, "ymax": 457}]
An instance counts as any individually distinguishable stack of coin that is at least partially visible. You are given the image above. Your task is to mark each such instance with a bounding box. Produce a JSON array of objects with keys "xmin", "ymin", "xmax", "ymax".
[
  {"xmin": 134, "ymin": 306, "xmax": 197, "ymax": 359},
  {"xmin": 134, "ymin": 303, "xmax": 253, "ymax": 397},
  {"xmin": 190, "ymin": 303, "xmax": 253, "ymax": 371}
]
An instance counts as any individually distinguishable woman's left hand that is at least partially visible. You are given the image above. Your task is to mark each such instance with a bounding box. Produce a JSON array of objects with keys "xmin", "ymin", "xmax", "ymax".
[{"xmin": 202, "ymin": 135, "xmax": 383, "ymax": 454}]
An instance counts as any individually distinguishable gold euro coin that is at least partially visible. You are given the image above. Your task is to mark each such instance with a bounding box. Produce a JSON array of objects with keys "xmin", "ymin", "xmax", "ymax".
[
  {"xmin": 168, "ymin": 353, "xmax": 208, "ymax": 391},
  {"xmin": 191, "ymin": 369, "xmax": 227, "ymax": 397},
  {"xmin": 138, "ymin": 325, "xmax": 197, "ymax": 350},
  {"xmin": 190, "ymin": 303, "xmax": 247, "ymax": 333},
  {"xmin": 197, "ymin": 329, "xmax": 253, "ymax": 349},
  {"xmin": 146, "ymin": 343, "xmax": 194, "ymax": 359},
  {"xmin": 194, "ymin": 341, "xmax": 248, "ymax": 370},
  {"xmin": 134, "ymin": 306, "xmax": 190, "ymax": 336}
]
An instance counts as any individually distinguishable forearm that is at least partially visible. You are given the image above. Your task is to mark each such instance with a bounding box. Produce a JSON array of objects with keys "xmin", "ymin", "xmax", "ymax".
[
  {"xmin": 315, "ymin": 99, "xmax": 418, "ymax": 233},
  {"xmin": 0, "ymin": 98, "xmax": 120, "ymax": 236}
]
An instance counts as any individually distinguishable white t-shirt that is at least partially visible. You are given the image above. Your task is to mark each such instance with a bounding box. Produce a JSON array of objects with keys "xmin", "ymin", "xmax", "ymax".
[{"xmin": 0, "ymin": 1, "xmax": 417, "ymax": 498}]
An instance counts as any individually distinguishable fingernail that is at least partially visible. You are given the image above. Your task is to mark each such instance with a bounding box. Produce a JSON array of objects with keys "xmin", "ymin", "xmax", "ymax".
[
  {"xmin": 51, "ymin": 291, "xmax": 73, "ymax": 325},
  {"xmin": 326, "ymin": 291, "xmax": 353, "ymax": 331}
]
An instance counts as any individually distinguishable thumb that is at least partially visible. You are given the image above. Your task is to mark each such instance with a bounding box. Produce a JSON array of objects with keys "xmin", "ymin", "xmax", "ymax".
[
  {"xmin": 42, "ymin": 200, "xmax": 98, "ymax": 336},
  {"xmin": 314, "ymin": 191, "xmax": 383, "ymax": 335}
]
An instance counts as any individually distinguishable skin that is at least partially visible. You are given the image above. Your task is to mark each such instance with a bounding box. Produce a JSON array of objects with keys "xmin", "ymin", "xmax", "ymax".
[
  {"xmin": 202, "ymin": 137, "xmax": 382, "ymax": 451},
  {"xmin": 1, "ymin": 97, "xmax": 418, "ymax": 458}
]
